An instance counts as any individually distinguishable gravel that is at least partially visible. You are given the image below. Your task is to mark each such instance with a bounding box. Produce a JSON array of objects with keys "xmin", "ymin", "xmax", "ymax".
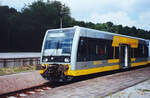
[{"xmin": 105, "ymin": 79, "xmax": 150, "ymax": 98}]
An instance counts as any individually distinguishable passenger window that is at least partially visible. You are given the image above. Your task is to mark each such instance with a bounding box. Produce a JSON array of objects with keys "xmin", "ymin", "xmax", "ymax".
[
  {"xmin": 77, "ymin": 38, "xmax": 89, "ymax": 61},
  {"xmin": 77, "ymin": 37, "xmax": 118, "ymax": 61},
  {"xmin": 134, "ymin": 43, "xmax": 148, "ymax": 58}
]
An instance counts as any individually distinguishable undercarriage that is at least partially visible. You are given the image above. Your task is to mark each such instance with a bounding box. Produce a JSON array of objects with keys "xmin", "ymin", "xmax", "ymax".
[{"xmin": 41, "ymin": 64, "xmax": 73, "ymax": 82}]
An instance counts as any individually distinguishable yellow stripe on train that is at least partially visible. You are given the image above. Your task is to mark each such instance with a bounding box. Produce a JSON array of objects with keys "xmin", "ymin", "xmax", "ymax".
[
  {"xmin": 108, "ymin": 59, "xmax": 120, "ymax": 63},
  {"xmin": 131, "ymin": 58, "xmax": 136, "ymax": 62},
  {"xmin": 65, "ymin": 65, "xmax": 120, "ymax": 76},
  {"xmin": 131, "ymin": 62, "xmax": 148, "ymax": 67}
]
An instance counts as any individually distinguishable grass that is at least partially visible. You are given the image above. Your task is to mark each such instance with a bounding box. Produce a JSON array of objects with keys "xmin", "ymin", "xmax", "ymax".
[
  {"xmin": 137, "ymin": 89, "xmax": 150, "ymax": 92},
  {"xmin": 0, "ymin": 65, "xmax": 36, "ymax": 76}
]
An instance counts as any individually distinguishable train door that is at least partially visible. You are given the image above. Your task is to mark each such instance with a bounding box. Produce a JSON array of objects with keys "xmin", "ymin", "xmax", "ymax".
[{"xmin": 119, "ymin": 44, "xmax": 131, "ymax": 69}]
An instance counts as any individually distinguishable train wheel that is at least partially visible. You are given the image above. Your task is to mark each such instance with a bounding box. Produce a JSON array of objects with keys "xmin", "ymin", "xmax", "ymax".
[
  {"xmin": 59, "ymin": 75, "xmax": 74, "ymax": 82},
  {"xmin": 65, "ymin": 76, "xmax": 74, "ymax": 82}
]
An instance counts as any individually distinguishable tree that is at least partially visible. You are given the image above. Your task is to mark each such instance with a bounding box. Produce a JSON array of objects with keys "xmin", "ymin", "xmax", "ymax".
[
  {"xmin": 105, "ymin": 22, "xmax": 113, "ymax": 32},
  {"xmin": 15, "ymin": 0, "xmax": 71, "ymax": 51},
  {"xmin": 0, "ymin": 1, "xmax": 150, "ymax": 52},
  {"xmin": 0, "ymin": 6, "xmax": 19, "ymax": 51}
]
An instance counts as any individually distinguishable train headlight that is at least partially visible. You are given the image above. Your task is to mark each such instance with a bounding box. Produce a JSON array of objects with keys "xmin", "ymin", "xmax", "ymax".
[
  {"xmin": 64, "ymin": 58, "xmax": 70, "ymax": 63},
  {"xmin": 50, "ymin": 57, "xmax": 54, "ymax": 60},
  {"xmin": 45, "ymin": 58, "xmax": 48, "ymax": 62},
  {"xmin": 43, "ymin": 58, "xmax": 48, "ymax": 62}
]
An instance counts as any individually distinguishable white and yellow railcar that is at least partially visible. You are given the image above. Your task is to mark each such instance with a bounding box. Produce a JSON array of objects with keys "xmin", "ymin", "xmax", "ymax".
[{"xmin": 40, "ymin": 26, "xmax": 150, "ymax": 82}]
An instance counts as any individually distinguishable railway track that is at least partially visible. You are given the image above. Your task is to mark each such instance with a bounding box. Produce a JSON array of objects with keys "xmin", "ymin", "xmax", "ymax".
[
  {"xmin": 1, "ymin": 65, "xmax": 150, "ymax": 98},
  {"xmin": 2, "ymin": 84, "xmax": 51, "ymax": 98}
]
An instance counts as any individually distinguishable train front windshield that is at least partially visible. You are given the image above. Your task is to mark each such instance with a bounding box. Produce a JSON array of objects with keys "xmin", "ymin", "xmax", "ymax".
[{"xmin": 42, "ymin": 29, "xmax": 75, "ymax": 63}]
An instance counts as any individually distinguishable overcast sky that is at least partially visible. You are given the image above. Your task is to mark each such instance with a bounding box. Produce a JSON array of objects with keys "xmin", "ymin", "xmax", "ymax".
[{"xmin": 1, "ymin": 0, "xmax": 150, "ymax": 31}]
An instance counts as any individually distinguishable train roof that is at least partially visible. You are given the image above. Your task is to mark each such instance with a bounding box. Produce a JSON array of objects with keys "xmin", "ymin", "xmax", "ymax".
[
  {"xmin": 77, "ymin": 26, "xmax": 149, "ymax": 41},
  {"xmin": 47, "ymin": 26, "xmax": 149, "ymax": 42}
]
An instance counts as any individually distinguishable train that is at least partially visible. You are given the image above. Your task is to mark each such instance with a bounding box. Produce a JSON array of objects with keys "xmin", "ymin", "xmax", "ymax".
[{"xmin": 39, "ymin": 26, "xmax": 150, "ymax": 82}]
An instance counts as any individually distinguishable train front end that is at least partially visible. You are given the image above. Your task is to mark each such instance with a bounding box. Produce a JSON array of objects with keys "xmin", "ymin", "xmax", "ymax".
[{"xmin": 40, "ymin": 28, "xmax": 75, "ymax": 82}]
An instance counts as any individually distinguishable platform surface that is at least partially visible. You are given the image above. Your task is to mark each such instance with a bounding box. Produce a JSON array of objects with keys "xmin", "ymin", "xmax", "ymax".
[{"xmin": 26, "ymin": 66, "xmax": 150, "ymax": 98}]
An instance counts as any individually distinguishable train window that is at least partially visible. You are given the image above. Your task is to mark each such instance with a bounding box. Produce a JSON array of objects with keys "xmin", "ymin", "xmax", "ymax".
[
  {"xmin": 106, "ymin": 40, "xmax": 114, "ymax": 59},
  {"xmin": 77, "ymin": 38, "xmax": 148, "ymax": 61},
  {"xmin": 87, "ymin": 38, "xmax": 107, "ymax": 60},
  {"xmin": 135, "ymin": 44, "xmax": 142, "ymax": 58},
  {"xmin": 131, "ymin": 48, "xmax": 134, "ymax": 58},
  {"xmin": 77, "ymin": 37, "xmax": 89, "ymax": 61},
  {"xmin": 44, "ymin": 29, "xmax": 75, "ymax": 55},
  {"xmin": 144, "ymin": 44, "xmax": 148, "ymax": 57},
  {"xmin": 88, "ymin": 39, "xmax": 96, "ymax": 60},
  {"xmin": 114, "ymin": 47, "xmax": 119, "ymax": 59},
  {"xmin": 134, "ymin": 44, "xmax": 148, "ymax": 58},
  {"xmin": 77, "ymin": 37, "xmax": 116, "ymax": 61}
]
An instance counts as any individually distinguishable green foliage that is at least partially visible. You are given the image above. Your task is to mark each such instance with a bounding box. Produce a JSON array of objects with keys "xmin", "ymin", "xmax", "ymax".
[
  {"xmin": 0, "ymin": 1, "xmax": 71, "ymax": 52},
  {"xmin": 0, "ymin": 0, "xmax": 150, "ymax": 52}
]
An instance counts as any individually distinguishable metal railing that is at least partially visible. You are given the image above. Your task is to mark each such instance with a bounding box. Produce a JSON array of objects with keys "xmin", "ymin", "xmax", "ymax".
[{"xmin": 0, "ymin": 57, "xmax": 40, "ymax": 68}]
